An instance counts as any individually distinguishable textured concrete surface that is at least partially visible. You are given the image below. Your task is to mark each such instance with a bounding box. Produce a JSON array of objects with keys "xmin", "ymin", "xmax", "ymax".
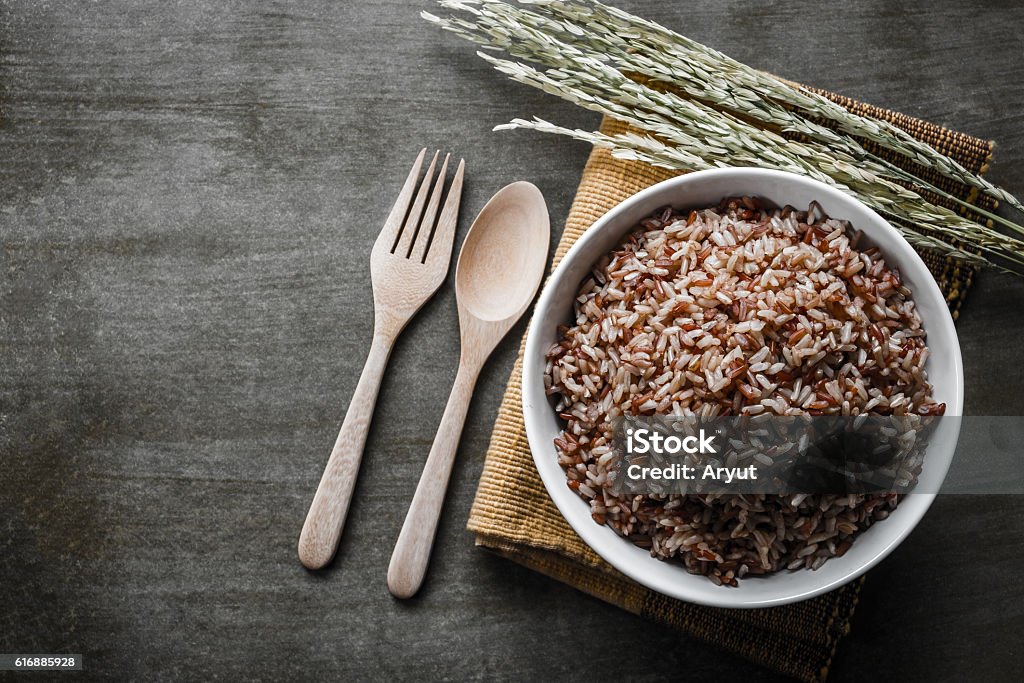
[{"xmin": 2, "ymin": 0, "xmax": 1023, "ymax": 680}]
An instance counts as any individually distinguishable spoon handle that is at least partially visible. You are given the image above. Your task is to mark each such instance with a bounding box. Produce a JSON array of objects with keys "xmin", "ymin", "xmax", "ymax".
[
  {"xmin": 298, "ymin": 331, "xmax": 395, "ymax": 570},
  {"xmin": 388, "ymin": 361, "xmax": 480, "ymax": 598}
]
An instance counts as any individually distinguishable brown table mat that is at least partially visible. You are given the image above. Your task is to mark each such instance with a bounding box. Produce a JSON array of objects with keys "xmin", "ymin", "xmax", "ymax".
[{"xmin": 468, "ymin": 93, "xmax": 994, "ymax": 682}]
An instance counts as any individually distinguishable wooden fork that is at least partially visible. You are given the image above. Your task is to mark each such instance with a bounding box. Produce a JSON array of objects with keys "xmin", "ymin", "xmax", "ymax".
[{"xmin": 298, "ymin": 149, "xmax": 465, "ymax": 570}]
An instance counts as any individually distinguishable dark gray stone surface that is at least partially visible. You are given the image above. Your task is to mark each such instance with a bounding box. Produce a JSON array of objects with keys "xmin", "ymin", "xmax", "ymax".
[{"xmin": 2, "ymin": 0, "xmax": 1022, "ymax": 680}]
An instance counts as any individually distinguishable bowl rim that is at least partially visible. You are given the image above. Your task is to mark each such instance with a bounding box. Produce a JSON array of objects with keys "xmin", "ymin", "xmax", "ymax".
[{"xmin": 522, "ymin": 167, "xmax": 964, "ymax": 608}]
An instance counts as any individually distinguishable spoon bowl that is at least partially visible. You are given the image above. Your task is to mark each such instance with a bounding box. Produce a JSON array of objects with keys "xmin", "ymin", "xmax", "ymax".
[{"xmin": 455, "ymin": 181, "xmax": 551, "ymax": 323}]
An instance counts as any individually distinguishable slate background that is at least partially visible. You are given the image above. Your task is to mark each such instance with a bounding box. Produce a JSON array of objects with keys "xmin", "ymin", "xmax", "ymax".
[{"xmin": 2, "ymin": 0, "xmax": 1022, "ymax": 680}]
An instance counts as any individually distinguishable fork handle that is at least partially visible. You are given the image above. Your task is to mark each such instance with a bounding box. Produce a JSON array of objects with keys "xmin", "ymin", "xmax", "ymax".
[
  {"xmin": 298, "ymin": 330, "xmax": 395, "ymax": 569},
  {"xmin": 387, "ymin": 360, "xmax": 480, "ymax": 598}
]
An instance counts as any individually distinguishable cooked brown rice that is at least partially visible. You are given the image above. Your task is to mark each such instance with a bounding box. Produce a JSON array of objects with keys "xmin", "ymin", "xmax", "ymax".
[{"xmin": 544, "ymin": 197, "xmax": 945, "ymax": 585}]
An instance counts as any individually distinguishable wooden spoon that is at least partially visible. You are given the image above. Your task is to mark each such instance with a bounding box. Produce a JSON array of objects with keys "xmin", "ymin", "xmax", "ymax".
[{"xmin": 387, "ymin": 181, "xmax": 550, "ymax": 599}]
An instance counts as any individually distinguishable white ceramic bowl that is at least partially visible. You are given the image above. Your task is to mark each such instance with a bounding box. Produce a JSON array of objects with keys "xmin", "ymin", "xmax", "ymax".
[{"xmin": 523, "ymin": 168, "xmax": 964, "ymax": 608}]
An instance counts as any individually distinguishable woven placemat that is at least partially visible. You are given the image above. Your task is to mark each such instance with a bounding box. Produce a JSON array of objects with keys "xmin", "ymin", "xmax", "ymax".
[{"xmin": 469, "ymin": 94, "xmax": 993, "ymax": 682}]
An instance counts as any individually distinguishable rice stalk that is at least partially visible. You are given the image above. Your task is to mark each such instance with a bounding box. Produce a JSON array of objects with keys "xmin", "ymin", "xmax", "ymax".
[
  {"xmin": 427, "ymin": 0, "xmax": 1024, "ymax": 240},
  {"xmin": 424, "ymin": 0, "xmax": 1024, "ymax": 275},
  {"xmin": 482, "ymin": 55, "xmax": 1024, "ymax": 272},
  {"xmin": 532, "ymin": 0, "xmax": 1024, "ymax": 215}
]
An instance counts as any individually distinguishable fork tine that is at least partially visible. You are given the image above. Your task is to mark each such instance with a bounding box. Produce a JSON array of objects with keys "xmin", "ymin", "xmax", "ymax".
[
  {"xmin": 393, "ymin": 150, "xmax": 439, "ymax": 256},
  {"xmin": 376, "ymin": 148, "xmax": 426, "ymax": 252},
  {"xmin": 409, "ymin": 153, "xmax": 450, "ymax": 262},
  {"xmin": 423, "ymin": 158, "xmax": 465, "ymax": 265}
]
